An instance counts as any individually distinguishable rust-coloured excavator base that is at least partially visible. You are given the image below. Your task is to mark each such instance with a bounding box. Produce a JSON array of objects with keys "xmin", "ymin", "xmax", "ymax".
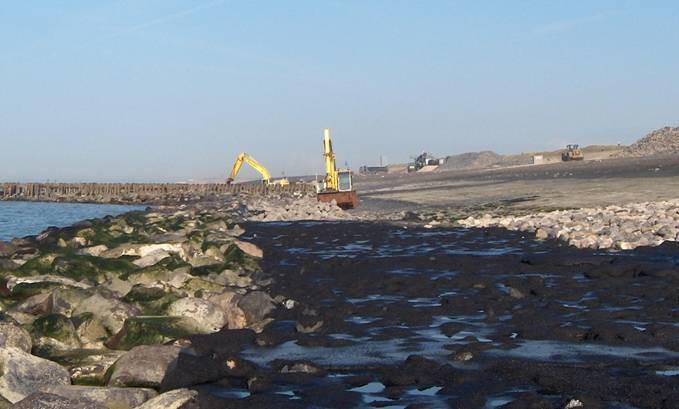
[{"xmin": 317, "ymin": 191, "xmax": 359, "ymax": 210}]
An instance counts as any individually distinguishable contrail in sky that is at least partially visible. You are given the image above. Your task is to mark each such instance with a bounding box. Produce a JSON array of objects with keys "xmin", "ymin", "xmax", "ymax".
[
  {"xmin": 107, "ymin": 0, "xmax": 226, "ymax": 39},
  {"xmin": 532, "ymin": 10, "xmax": 620, "ymax": 35}
]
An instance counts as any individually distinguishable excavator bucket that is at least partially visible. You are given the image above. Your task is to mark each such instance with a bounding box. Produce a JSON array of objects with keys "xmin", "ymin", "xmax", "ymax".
[{"xmin": 317, "ymin": 191, "xmax": 359, "ymax": 210}]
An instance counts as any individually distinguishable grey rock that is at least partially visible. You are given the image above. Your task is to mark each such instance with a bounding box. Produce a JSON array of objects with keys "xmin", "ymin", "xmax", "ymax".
[
  {"xmin": 238, "ymin": 291, "xmax": 275, "ymax": 326},
  {"xmin": 166, "ymin": 298, "xmax": 227, "ymax": 333},
  {"xmin": 76, "ymin": 244, "xmax": 109, "ymax": 257},
  {"xmin": 66, "ymin": 350, "xmax": 125, "ymax": 386},
  {"xmin": 132, "ymin": 388, "xmax": 199, "ymax": 409},
  {"xmin": 41, "ymin": 385, "xmax": 157, "ymax": 409},
  {"xmin": 7, "ymin": 275, "xmax": 91, "ymax": 292},
  {"xmin": 0, "ymin": 347, "xmax": 70, "ymax": 403},
  {"xmin": 107, "ymin": 345, "xmax": 181, "ymax": 388},
  {"xmin": 0, "ymin": 242, "xmax": 17, "ymax": 258},
  {"xmin": 0, "ymin": 322, "xmax": 31, "ymax": 352},
  {"xmin": 0, "ymin": 259, "xmax": 19, "ymax": 271},
  {"xmin": 208, "ymin": 291, "xmax": 246, "ymax": 329},
  {"xmin": 133, "ymin": 251, "xmax": 172, "ymax": 268},
  {"xmin": 13, "ymin": 392, "xmax": 108, "ymax": 409},
  {"xmin": 73, "ymin": 292, "xmax": 140, "ymax": 334}
]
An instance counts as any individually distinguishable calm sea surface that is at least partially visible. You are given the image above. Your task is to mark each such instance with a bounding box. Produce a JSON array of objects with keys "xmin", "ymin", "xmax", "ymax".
[{"xmin": 0, "ymin": 201, "xmax": 145, "ymax": 242}]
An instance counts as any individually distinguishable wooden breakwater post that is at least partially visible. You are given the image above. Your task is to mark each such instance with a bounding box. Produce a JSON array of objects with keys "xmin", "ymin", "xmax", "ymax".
[{"xmin": 0, "ymin": 182, "xmax": 315, "ymax": 204}]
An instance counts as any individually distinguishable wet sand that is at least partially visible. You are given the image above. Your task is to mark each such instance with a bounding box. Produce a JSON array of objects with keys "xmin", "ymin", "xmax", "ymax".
[{"xmin": 212, "ymin": 221, "xmax": 679, "ymax": 408}]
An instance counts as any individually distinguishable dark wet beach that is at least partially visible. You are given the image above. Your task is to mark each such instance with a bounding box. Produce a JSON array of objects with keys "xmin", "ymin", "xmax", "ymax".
[{"xmin": 210, "ymin": 221, "xmax": 679, "ymax": 408}]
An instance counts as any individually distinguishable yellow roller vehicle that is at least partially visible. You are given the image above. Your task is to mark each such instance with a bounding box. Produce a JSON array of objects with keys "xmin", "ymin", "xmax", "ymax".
[
  {"xmin": 316, "ymin": 128, "xmax": 358, "ymax": 209},
  {"xmin": 226, "ymin": 153, "xmax": 290, "ymax": 186},
  {"xmin": 562, "ymin": 144, "xmax": 584, "ymax": 161}
]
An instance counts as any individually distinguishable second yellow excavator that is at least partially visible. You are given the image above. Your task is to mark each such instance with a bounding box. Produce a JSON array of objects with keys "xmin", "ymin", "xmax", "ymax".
[
  {"xmin": 226, "ymin": 153, "xmax": 290, "ymax": 186},
  {"xmin": 316, "ymin": 128, "xmax": 358, "ymax": 209}
]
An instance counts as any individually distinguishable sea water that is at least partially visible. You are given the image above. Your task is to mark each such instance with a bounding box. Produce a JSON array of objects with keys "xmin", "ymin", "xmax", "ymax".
[{"xmin": 0, "ymin": 201, "xmax": 145, "ymax": 241}]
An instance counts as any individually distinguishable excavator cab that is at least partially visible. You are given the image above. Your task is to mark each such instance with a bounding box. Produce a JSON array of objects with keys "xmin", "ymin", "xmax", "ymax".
[{"xmin": 337, "ymin": 170, "xmax": 353, "ymax": 192}]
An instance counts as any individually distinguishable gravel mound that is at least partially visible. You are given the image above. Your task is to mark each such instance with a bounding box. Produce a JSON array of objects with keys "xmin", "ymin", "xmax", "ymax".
[
  {"xmin": 623, "ymin": 126, "xmax": 679, "ymax": 157},
  {"xmin": 440, "ymin": 151, "xmax": 502, "ymax": 170},
  {"xmin": 458, "ymin": 199, "xmax": 679, "ymax": 250},
  {"xmin": 244, "ymin": 195, "xmax": 352, "ymax": 222}
]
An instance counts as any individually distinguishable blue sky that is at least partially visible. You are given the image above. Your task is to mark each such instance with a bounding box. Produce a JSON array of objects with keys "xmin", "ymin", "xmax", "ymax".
[{"xmin": 1, "ymin": 1, "xmax": 678, "ymax": 182}]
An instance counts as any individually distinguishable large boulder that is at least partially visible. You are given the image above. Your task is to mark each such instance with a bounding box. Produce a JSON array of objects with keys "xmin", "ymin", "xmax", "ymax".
[
  {"xmin": 238, "ymin": 291, "xmax": 276, "ymax": 327},
  {"xmin": 133, "ymin": 251, "xmax": 172, "ymax": 268},
  {"xmin": 75, "ymin": 315, "xmax": 110, "ymax": 349},
  {"xmin": 0, "ymin": 259, "xmax": 19, "ymax": 272},
  {"xmin": 101, "ymin": 243, "xmax": 185, "ymax": 260},
  {"xmin": 41, "ymin": 385, "xmax": 157, "ymax": 409},
  {"xmin": 76, "ymin": 244, "xmax": 109, "ymax": 257},
  {"xmin": 72, "ymin": 292, "xmax": 140, "ymax": 334},
  {"xmin": 208, "ymin": 291, "xmax": 247, "ymax": 329},
  {"xmin": 126, "ymin": 267, "xmax": 192, "ymax": 290},
  {"xmin": 30, "ymin": 314, "xmax": 81, "ymax": 355},
  {"xmin": 107, "ymin": 345, "xmax": 181, "ymax": 389},
  {"xmin": 0, "ymin": 347, "xmax": 70, "ymax": 403},
  {"xmin": 13, "ymin": 392, "xmax": 108, "ymax": 409},
  {"xmin": 233, "ymin": 240, "xmax": 263, "ymax": 258},
  {"xmin": 105, "ymin": 317, "xmax": 194, "ymax": 351},
  {"xmin": 0, "ymin": 242, "xmax": 17, "ymax": 258},
  {"xmin": 13, "ymin": 293, "xmax": 52, "ymax": 316},
  {"xmin": 6, "ymin": 275, "xmax": 91, "ymax": 292},
  {"xmin": 50, "ymin": 288, "xmax": 92, "ymax": 317},
  {"xmin": 62, "ymin": 350, "xmax": 125, "ymax": 386},
  {"xmin": 0, "ymin": 322, "xmax": 32, "ymax": 352},
  {"xmin": 101, "ymin": 275, "xmax": 134, "ymax": 297},
  {"xmin": 133, "ymin": 388, "xmax": 198, "ymax": 409},
  {"xmin": 166, "ymin": 298, "xmax": 227, "ymax": 333}
]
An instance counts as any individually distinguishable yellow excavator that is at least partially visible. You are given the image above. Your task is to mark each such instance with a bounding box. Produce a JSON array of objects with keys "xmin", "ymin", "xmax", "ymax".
[
  {"xmin": 226, "ymin": 153, "xmax": 290, "ymax": 186},
  {"xmin": 316, "ymin": 128, "xmax": 358, "ymax": 209}
]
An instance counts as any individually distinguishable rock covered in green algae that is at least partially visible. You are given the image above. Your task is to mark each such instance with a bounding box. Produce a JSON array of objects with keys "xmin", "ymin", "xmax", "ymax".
[
  {"xmin": 104, "ymin": 316, "xmax": 195, "ymax": 351},
  {"xmin": 0, "ymin": 200, "xmax": 284, "ymax": 403},
  {"xmin": 29, "ymin": 313, "xmax": 81, "ymax": 356}
]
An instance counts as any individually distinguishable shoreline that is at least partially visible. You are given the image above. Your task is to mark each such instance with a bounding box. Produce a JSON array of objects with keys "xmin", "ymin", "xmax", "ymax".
[{"xmin": 2, "ymin": 194, "xmax": 679, "ymax": 407}]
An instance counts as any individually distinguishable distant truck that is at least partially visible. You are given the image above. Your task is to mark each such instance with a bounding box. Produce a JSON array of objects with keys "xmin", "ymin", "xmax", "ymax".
[
  {"xmin": 359, "ymin": 165, "xmax": 389, "ymax": 174},
  {"xmin": 562, "ymin": 144, "xmax": 584, "ymax": 161}
]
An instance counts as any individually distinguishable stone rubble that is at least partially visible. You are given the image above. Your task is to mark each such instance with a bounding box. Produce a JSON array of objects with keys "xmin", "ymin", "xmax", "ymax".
[
  {"xmin": 458, "ymin": 199, "xmax": 679, "ymax": 250},
  {"xmin": 621, "ymin": 126, "xmax": 679, "ymax": 157},
  {"xmin": 244, "ymin": 195, "xmax": 352, "ymax": 222},
  {"xmin": 0, "ymin": 194, "xmax": 337, "ymax": 407}
]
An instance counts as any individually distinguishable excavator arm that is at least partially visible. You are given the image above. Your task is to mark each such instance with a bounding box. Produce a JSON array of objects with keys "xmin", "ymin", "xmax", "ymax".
[
  {"xmin": 227, "ymin": 153, "xmax": 272, "ymax": 185},
  {"xmin": 323, "ymin": 128, "xmax": 339, "ymax": 191}
]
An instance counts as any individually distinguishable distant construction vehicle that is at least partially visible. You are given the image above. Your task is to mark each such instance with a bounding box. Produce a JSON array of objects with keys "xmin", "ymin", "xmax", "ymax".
[
  {"xmin": 408, "ymin": 152, "xmax": 445, "ymax": 172},
  {"xmin": 316, "ymin": 128, "xmax": 358, "ymax": 209},
  {"xmin": 226, "ymin": 153, "xmax": 290, "ymax": 186},
  {"xmin": 562, "ymin": 144, "xmax": 584, "ymax": 161}
]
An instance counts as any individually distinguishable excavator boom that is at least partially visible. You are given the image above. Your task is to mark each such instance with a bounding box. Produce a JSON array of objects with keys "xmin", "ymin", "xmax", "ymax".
[
  {"xmin": 227, "ymin": 152, "xmax": 279, "ymax": 185},
  {"xmin": 323, "ymin": 128, "xmax": 339, "ymax": 191}
]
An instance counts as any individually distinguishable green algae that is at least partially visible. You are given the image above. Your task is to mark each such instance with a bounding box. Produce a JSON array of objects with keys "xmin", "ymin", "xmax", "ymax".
[
  {"xmin": 106, "ymin": 316, "xmax": 193, "ymax": 350},
  {"xmin": 30, "ymin": 313, "xmax": 75, "ymax": 342},
  {"xmin": 122, "ymin": 285, "xmax": 166, "ymax": 303}
]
